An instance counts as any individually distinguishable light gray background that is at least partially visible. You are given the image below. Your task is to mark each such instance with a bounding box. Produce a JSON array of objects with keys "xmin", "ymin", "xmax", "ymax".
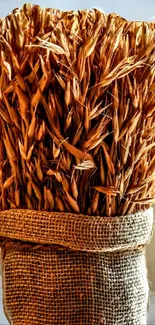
[
  {"xmin": 0, "ymin": 0, "xmax": 155, "ymax": 324},
  {"xmin": 0, "ymin": 0, "xmax": 155, "ymax": 21}
]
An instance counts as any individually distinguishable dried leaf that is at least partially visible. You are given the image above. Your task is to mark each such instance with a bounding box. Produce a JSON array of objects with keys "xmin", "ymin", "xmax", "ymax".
[
  {"xmin": 3, "ymin": 175, "xmax": 15, "ymax": 189},
  {"xmin": 28, "ymin": 37, "xmax": 66, "ymax": 55},
  {"xmin": 93, "ymin": 186, "xmax": 119, "ymax": 196},
  {"xmin": 102, "ymin": 143, "xmax": 115, "ymax": 175},
  {"xmin": 18, "ymin": 140, "xmax": 27, "ymax": 160},
  {"xmin": 74, "ymin": 160, "xmax": 95, "ymax": 170},
  {"xmin": 66, "ymin": 191, "xmax": 80, "ymax": 213}
]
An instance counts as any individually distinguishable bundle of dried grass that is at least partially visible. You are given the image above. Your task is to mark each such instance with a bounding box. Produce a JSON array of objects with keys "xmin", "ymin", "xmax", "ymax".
[{"xmin": 0, "ymin": 4, "xmax": 155, "ymax": 217}]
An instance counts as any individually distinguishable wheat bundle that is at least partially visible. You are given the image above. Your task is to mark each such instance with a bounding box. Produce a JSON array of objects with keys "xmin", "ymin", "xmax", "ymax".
[
  {"xmin": 0, "ymin": 6, "xmax": 155, "ymax": 325},
  {"xmin": 0, "ymin": 4, "xmax": 155, "ymax": 217}
]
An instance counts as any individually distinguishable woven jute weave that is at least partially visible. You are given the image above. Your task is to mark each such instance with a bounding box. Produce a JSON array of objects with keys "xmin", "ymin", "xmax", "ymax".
[{"xmin": 0, "ymin": 208, "xmax": 153, "ymax": 325}]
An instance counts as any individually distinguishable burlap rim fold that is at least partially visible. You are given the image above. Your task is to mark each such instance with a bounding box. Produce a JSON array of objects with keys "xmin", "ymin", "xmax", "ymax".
[{"xmin": 0, "ymin": 208, "xmax": 153, "ymax": 252}]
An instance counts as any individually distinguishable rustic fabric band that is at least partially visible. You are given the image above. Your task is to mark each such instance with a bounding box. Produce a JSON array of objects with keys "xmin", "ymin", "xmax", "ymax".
[{"xmin": 0, "ymin": 208, "xmax": 153, "ymax": 252}]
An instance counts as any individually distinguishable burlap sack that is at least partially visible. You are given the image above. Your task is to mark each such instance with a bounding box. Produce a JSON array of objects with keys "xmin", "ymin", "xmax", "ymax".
[{"xmin": 0, "ymin": 208, "xmax": 153, "ymax": 325}]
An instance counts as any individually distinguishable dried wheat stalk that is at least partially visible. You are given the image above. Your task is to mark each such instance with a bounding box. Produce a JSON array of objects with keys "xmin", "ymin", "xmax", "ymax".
[{"xmin": 0, "ymin": 4, "xmax": 155, "ymax": 217}]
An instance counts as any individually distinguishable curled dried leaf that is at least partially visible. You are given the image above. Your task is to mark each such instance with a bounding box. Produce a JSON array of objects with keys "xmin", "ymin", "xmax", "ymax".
[
  {"xmin": 74, "ymin": 160, "xmax": 95, "ymax": 170},
  {"xmin": 27, "ymin": 37, "xmax": 66, "ymax": 55}
]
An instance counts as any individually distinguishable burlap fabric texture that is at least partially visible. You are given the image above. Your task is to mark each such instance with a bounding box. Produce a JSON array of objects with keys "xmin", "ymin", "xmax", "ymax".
[{"xmin": 0, "ymin": 208, "xmax": 153, "ymax": 325}]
